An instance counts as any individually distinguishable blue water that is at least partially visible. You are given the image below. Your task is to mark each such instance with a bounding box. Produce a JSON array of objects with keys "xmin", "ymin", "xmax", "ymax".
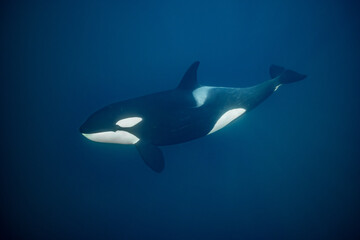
[{"xmin": 1, "ymin": 1, "xmax": 360, "ymax": 239}]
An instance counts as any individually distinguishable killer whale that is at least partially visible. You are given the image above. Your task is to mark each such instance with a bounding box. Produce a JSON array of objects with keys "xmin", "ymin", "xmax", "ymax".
[{"xmin": 80, "ymin": 62, "xmax": 306, "ymax": 172}]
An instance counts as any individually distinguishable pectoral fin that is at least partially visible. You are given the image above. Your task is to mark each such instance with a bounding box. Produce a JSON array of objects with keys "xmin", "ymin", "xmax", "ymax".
[{"xmin": 135, "ymin": 141, "xmax": 164, "ymax": 173}]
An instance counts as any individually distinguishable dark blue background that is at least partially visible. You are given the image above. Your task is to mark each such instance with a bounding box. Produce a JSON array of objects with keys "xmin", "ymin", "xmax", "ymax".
[{"xmin": 1, "ymin": 0, "xmax": 359, "ymax": 239}]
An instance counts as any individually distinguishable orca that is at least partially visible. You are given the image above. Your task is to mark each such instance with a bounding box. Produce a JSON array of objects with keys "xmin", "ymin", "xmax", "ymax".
[{"xmin": 80, "ymin": 62, "xmax": 306, "ymax": 172}]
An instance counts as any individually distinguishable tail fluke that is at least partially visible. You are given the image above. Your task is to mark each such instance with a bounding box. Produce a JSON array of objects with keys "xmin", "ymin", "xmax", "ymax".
[{"xmin": 270, "ymin": 64, "xmax": 306, "ymax": 84}]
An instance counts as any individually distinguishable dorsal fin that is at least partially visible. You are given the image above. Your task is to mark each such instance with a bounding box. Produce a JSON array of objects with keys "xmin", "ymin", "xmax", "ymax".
[{"xmin": 177, "ymin": 61, "xmax": 200, "ymax": 90}]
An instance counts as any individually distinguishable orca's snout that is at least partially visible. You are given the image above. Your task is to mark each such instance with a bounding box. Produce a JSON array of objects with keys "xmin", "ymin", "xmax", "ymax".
[
  {"xmin": 79, "ymin": 119, "xmax": 97, "ymax": 134},
  {"xmin": 79, "ymin": 124, "xmax": 85, "ymax": 133}
]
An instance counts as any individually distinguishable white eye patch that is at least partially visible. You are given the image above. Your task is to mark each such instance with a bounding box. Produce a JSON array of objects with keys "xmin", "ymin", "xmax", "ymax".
[{"xmin": 116, "ymin": 117, "xmax": 143, "ymax": 128}]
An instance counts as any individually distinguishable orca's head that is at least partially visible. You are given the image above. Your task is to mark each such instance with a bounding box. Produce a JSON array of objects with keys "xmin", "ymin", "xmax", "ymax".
[{"xmin": 79, "ymin": 104, "xmax": 143, "ymax": 145}]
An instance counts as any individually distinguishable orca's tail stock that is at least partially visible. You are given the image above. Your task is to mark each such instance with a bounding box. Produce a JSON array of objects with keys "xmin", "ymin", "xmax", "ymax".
[{"xmin": 270, "ymin": 65, "xmax": 306, "ymax": 84}]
